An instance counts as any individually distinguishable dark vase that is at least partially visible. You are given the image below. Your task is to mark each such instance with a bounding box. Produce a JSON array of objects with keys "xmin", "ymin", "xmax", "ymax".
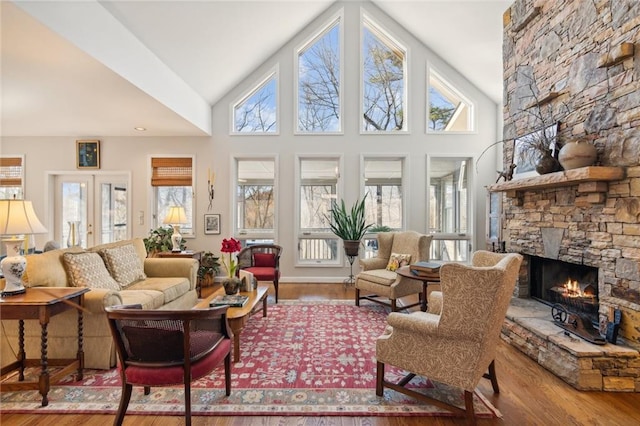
[
  {"xmin": 223, "ymin": 277, "xmax": 241, "ymax": 295},
  {"xmin": 536, "ymin": 150, "xmax": 562, "ymax": 174}
]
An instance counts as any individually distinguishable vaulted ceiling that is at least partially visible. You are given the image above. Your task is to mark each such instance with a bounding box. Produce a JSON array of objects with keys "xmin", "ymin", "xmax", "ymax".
[{"xmin": 1, "ymin": 0, "xmax": 512, "ymax": 137}]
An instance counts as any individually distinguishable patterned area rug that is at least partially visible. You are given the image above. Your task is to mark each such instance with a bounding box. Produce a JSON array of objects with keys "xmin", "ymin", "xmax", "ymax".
[{"xmin": 1, "ymin": 300, "xmax": 501, "ymax": 418}]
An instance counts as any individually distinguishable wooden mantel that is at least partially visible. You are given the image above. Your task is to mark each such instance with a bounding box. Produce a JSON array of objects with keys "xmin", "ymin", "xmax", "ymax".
[{"xmin": 487, "ymin": 166, "xmax": 626, "ymax": 205}]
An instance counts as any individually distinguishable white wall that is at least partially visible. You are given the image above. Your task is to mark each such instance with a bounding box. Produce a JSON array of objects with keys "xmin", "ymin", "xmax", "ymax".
[{"xmin": 0, "ymin": 1, "xmax": 500, "ymax": 282}]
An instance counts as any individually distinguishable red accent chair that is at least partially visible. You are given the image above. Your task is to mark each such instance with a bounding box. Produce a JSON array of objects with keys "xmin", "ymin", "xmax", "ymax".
[
  {"xmin": 237, "ymin": 244, "xmax": 282, "ymax": 303},
  {"xmin": 106, "ymin": 305, "xmax": 232, "ymax": 426}
]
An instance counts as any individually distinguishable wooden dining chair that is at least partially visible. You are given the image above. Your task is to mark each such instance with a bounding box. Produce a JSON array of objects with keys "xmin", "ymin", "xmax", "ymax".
[{"xmin": 106, "ymin": 305, "xmax": 232, "ymax": 426}]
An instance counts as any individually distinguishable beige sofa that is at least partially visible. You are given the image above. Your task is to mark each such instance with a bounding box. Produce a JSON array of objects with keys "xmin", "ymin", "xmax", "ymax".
[{"xmin": 1, "ymin": 238, "xmax": 198, "ymax": 369}]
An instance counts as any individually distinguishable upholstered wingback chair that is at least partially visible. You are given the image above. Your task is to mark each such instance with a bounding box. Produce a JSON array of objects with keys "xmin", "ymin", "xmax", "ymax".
[
  {"xmin": 355, "ymin": 231, "xmax": 432, "ymax": 311},
  {"xmin": 375, "ymin": 251, "xmax": 523, "ymax": 424}
]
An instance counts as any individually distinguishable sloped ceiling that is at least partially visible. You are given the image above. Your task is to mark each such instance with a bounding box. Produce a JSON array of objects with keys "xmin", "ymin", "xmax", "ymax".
[{"xmin": 1, "ymin": 0, "xmax": 511, "ymax": 137}]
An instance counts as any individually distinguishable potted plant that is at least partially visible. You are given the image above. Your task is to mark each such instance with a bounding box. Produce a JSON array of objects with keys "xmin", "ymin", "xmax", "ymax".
[
  {"xmin": 143, "ymin": 226, "xmax": 186, "ymax": 257},
  {"xmin": 198, "ymin": 251, "xmax": 220, "ymax": 287},
  {"xmin": 326, "ymin": 196, "xmax": 373, "ymax": 256}
]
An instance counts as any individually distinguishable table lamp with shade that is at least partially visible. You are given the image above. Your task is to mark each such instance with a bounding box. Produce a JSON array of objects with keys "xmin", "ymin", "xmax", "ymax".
[
  {"xmin": 0, "ymin": 199, "xmax": 48, "ymax": 296},
  {"xmin": 163, "ymin": 206, "xmax": 188, "ymax": 252}
]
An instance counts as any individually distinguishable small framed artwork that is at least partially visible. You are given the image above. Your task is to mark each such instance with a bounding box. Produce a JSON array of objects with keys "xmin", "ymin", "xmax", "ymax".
[
  {"xmin": 77, "ymin": 140, "xmax": 100, "ymax": 169},
  {"xmin": 204, "ymin": 214, "xmax": 221, "ymax": 235},
  {"xmin": 512, "ymin": 123, "xmax": 558, "ymax": 179}
]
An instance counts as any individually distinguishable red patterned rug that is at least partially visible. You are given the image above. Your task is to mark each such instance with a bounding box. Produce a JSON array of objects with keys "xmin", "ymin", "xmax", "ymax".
[{"xmin": 1, "ymin": 300, "xmax": 501, "ymax": 418}]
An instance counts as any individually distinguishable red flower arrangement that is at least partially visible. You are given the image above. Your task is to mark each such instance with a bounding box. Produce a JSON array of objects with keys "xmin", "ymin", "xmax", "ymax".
[{"xmin": 220, "ymin": 238, "xmax": 242, "ymax": 278}]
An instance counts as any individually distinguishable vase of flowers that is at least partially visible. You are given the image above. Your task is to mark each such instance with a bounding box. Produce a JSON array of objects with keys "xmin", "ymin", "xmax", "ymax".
[{"xmin": 220, "ymin": 237, "xmax": 242, "ymax": 295}]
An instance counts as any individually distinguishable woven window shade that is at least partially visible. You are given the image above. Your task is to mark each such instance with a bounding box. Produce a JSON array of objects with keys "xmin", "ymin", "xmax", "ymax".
[
  {"xmin": 0, "ymin": 157, "xmax": 23, "ymax": 187},
  {"xmin": 151, "ymin": 157, "xmax": 192, "ymax": 187}
]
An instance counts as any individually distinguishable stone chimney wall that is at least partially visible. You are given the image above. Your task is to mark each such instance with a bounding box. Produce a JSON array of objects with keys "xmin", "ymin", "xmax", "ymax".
[{"xmin": 503, "ymin": 0, "xmax": 640, "ymax": 349}]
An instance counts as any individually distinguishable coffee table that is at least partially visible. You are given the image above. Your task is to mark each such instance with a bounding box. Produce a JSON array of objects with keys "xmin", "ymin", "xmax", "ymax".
[
  {"xmin": 0, "ymin": 287, "xmax": 89, "ymax": 406},
  {"xmin": 396, "ymin": 265, "xmax": 441, "ymax": 312},
  {"xmin": 195, "ymin": 285, "xmax": 268, "ymax": 362}
]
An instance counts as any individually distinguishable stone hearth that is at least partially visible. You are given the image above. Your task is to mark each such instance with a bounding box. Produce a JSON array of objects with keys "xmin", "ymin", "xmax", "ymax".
[{"xmin": 502, "ymin": 298, "xmax": 640, "ymax": 392}]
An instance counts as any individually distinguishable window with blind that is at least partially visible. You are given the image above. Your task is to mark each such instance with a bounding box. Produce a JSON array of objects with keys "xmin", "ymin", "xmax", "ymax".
[
  {"xmin": 151, "ymin": 157, "xmax": 194, "ymax": 236},
  {"xmin": 0, "ymin": 156, "xmax": 24, "ymax": 199}
]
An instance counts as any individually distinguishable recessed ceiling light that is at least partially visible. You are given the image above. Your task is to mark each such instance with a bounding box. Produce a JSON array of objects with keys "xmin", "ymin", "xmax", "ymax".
[{"xmin": 134, "ymin": 127, "xmax": 147, "ymax": 131}]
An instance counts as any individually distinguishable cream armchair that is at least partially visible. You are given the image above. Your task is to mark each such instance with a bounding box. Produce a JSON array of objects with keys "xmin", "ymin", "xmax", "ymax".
[
  {"xmin": 375, "ymin": 251, "xmax": 523, "ymax": 424},
  {"xmin": 355, "ymin": 231, "xmax": 432, "ymax": 311}
]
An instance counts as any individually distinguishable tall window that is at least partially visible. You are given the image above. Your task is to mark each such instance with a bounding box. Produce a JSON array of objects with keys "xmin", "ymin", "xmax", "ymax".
[
  {"xmin": 297, "ymin": 16, "xmax": 341, "ymax": 133},
  {"xmin": 235, "ymin": 158, "xmax": 276, "ymax": 244},
  {"xmin": 0, "ymin": 156, "xmax": 24, "ymax": 199},
  {"xmin": 428, "ymin": 69, "xmax": 474, "ymax": 132},
  {"xmin": 232, "ymin": 69, "xmax": 278, "ymax": 133},
  {"xmin": 362, "ymin": 16, "xmax": 407, "ymax": 132},
  {"xmin": 362, "ymin": 157, "xmax": 403, "ymax": 258},
  {"xmin": 363, "ymin": 158, "xmax": 403, "ymax": 230},
  {"xmin": 297, "ymin": 157, "xmax": 341, "ymax": 264},
  {"xmin": 428, "ymin": 157, "xmax": 472, "ymax": 262},
  {"xmin": 151, "ymin": 157, "xmax": 194, "ymax": 236}
]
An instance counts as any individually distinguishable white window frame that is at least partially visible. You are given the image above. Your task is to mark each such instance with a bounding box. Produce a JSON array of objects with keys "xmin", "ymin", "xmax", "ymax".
[
  {"xmin": 426, "ymin": 66, "xmax": 476, "ymax": 134},
  {"xmin": 360, "ymin": 11, "xmax": 409, "ymax": 134},
  {"xmin": 231, "ymin": 155, "xmax": 279, "ymax": 242},
  {"xmin": 295, "ymin": 154, "xmax": 343, "ymax": 267},
  {"xmin": 230, "ymin": 65, "xmax": 279, "ymax": 135},
  {"xmin": 294, "ymin": 9, "xmax": 344, "ymax": 135},
  {"xmin": 148, "ymin": 155, "xmax": 196, "ymax": 238},
  {"xmin": 426, "ymin": 154, "xmax": 474, "ymax": 263},
  {"xmin": 360, "ymin": 154, "xmax": 408, "ymax": 231}
]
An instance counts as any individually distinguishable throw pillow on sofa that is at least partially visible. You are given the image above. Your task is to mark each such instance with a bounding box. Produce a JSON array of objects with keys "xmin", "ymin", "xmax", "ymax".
[
  {"xmin": 62, "ymin": 252, "xmax": 120, "ymax": 290},
  {"xmin": 99, "ymin": 244, "xmax": 147, "ymax": 287}
]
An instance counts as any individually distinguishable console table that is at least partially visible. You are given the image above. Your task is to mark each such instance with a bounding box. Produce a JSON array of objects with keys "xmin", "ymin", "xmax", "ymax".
[
  {"xmin": 157, "ymin": 250, "xmax": 204, "ymax": 297},
  {"xmin": 0, "ymin": 287, "xmax": 89, "ymax": 406}
]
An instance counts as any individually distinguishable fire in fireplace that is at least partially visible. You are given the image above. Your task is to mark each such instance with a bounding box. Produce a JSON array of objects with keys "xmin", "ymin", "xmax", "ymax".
[{"xmin": 528, "ymin": 256, "xmax": 604, "ymax": 343}]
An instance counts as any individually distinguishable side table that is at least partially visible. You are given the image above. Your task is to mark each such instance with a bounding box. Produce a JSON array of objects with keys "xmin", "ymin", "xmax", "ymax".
[
  {"xmin": 157, "ymin": 251, "xmax": 204, "ymax": 297},
  {"xmin": 0, "ymin": 287, "xmax": 89, "ymax": 406},
  {"xmin": 396, "ymin": 265, "xmax": 441, "ymax": 312}
]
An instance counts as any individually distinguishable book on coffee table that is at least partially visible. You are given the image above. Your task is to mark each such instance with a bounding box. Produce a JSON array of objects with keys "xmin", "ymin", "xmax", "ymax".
[{"xmin": 209, "ymin": 294, "xmax": 249, "ymax": 308}]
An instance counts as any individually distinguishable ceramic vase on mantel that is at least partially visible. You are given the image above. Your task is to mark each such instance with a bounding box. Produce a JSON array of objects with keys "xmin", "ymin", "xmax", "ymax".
[
  {"xmin": 558, "ymin": 140, "xmax": 598, "ymax": 170},
  {"xmin": 536, "ymin": 149, "xmax": 562, "ymax": 174}
]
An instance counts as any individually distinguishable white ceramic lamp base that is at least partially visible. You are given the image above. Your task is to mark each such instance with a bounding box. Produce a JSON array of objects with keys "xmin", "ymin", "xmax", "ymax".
[
  {"xmin": 171, "ymin": 225, "xmax": 182, "ymax": 252},
  {"xmin": 1, "ymin": 254, "xmax": 27, "ymax": 296}
]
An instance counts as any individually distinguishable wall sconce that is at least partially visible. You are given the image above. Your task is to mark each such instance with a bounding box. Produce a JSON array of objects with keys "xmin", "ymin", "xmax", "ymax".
[{"xmin": 208, "ymin": 168, "xmax": 215, "ymax": 211}]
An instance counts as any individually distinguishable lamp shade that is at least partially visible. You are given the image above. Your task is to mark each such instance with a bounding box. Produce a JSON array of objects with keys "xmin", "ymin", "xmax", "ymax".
[
  {"xmin": 163, "ymin": 206, "xmax": 188, "ymax": 225},
  {"xmin": 0, "ymin": 199, "xmax": 48, "ymax": 235}
]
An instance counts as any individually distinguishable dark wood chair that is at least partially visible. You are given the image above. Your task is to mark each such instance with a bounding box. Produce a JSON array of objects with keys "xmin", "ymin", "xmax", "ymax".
[
  {"xmin": 105, "ymin": 305, "xmax": 232, "ymax": 426},
  {"xmin": 237, "ymin": 244, "xmax": 282, "ymax": 303}
]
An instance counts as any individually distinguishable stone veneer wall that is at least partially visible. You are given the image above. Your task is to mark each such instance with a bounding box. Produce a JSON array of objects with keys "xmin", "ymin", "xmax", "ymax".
[{"xmin": 503, "ymin": 0, "xmax": 640, "ymax": 349}]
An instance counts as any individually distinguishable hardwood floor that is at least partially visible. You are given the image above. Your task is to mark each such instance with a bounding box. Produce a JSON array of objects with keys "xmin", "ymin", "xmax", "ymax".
[{"xmin": 2, "ymin": 283, "xmax": 640, "ymax": 426}]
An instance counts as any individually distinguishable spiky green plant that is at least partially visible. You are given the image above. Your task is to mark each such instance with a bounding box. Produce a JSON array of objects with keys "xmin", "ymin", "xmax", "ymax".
[{"xmin": 326, "ymin": 196, "xmax": 373, "ymax": 241}]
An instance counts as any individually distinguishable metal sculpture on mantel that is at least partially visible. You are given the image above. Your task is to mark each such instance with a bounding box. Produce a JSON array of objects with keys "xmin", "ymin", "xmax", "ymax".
[{"xmin": 496, "ymin": 163, "xmax": 516, "ymax": 183}]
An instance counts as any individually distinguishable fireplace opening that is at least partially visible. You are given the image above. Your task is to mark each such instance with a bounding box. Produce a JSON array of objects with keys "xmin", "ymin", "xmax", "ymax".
[{"xmin": 528, "ymin": 256, "xmax": 599, "ymax": 326}]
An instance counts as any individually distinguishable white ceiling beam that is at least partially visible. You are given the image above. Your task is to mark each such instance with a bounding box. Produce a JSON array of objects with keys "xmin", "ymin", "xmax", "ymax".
[{"xmin": 14, "ymin": 0, "xmax": 212, "ymax": 135}]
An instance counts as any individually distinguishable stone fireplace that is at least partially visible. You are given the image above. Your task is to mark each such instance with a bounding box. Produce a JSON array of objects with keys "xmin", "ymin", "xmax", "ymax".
[{"xmin": 495, "ymin": 0, "xmax": 640, "ymax": 391}]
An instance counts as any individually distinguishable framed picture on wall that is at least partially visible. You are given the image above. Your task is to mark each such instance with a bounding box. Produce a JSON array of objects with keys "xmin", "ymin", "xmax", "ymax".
[
  {"xmin": 77, "ymin": 140, "xmax": 100, "ymax": 169},
  {"xmin": 512, "ymin": 123, "xmax": 558, "ymax": 179},
  {"xmin": 204, "ymin": 214, "xmax": 221, "ymax": 235}
]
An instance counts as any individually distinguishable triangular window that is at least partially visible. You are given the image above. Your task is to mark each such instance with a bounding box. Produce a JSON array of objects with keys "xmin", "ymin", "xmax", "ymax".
[
  {"xmin": 428, "ymin": 70, "xmax": 474, "ymax": 132},
  {"xmin": 362, "ymin": 15, "xmax": 407, "ymax": 132},
  {"xmin": 296, "ymin": 15, "xmax": 342, "ymax": 133},
  {"xmin": 233, "ymin": 69, "xmax": 278, "ymax": 133}
]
